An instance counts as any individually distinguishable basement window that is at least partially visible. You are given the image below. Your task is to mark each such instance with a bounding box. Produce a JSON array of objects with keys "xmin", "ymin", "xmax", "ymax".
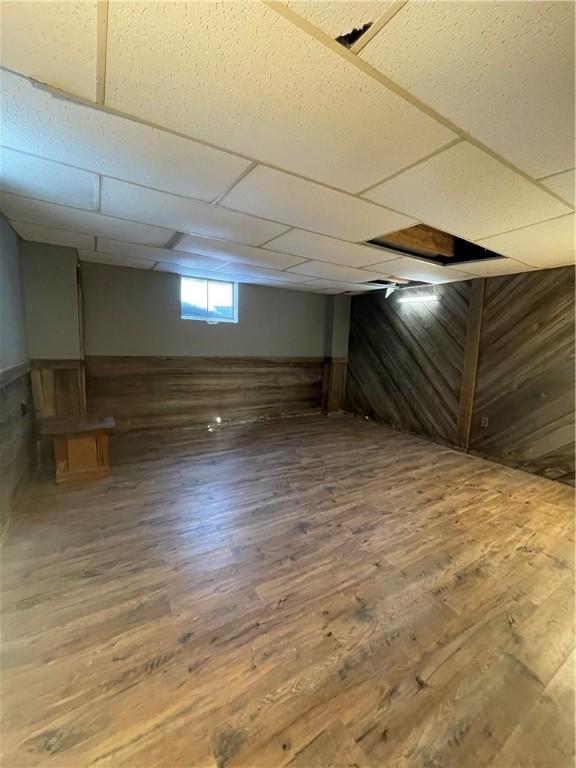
[{"xmin": 181, "ymin": 276, "xmax": 238, "ymax": 324}]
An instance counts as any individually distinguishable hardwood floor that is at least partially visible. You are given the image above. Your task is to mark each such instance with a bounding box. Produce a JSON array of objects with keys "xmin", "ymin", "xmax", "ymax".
[{"xmin": 1, "ymin": 415, "xmax": 574, "ymax": 768}]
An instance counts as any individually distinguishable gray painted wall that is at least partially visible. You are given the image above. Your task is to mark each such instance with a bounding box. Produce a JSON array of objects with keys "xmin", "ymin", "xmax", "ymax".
[
  {"xmin": 81, "ymin": 262, "xmax": 333, "ymax": 357},
  {"xmin": 19, "ymin": 241, "xmax": 81, "ymax": 359},
  {"xmin": 0, "ymin": 216, "xmax": 27, "ymax": 369},
  {"xmin": 328, "ymin": 295, "xmax": 351, "ymax": 358}
]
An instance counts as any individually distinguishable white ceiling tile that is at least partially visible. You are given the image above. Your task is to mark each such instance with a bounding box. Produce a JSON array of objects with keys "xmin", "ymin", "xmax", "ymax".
[
  {"xmin": 221, "ymin": 166, "xmax": 416, "ymax": 241},
  {"xmin": 215, "ymin": 263, "xmax": 311, "ymax": 284},
  {"xmin": 242, "ymin": 279, "xmax": 324, "ymax": 293},
  {"xmin": 540, "ymin": 169, "xmax": 575, "ymax": 207},
  {"xmin": 96, "ymin": 238, "xmax": 228, "ymax": 271},
  {"xmin": 476, "ymin": 215, "xmax": 575, "ymax": 268},
  {"xmin": 346, "ymin": 289, "xmax": 385, "ymax": 295},
  {"xmin": 285, "ymin": 2, "xmax": 392, "ymax": 38},
  {"xmin": 361, "ymin": 1, "xmax": 575, "ymax": 178},
  {"xmin": 100, "ymin": 178, "xmax": 288, "ymax": 246},
  {"xmin": 1, "ymin": 70, "xmax": 250, "ymax": 201},
  {"xmin": 78, "ymin": 250, "xmax": 157, "ymax": 271},
  {"xmin": 306, "ymin": 279, "xmax": 388, "ymax": 292},
  {"xmin": 363, "ymin": 143, "xmax": 572, "ymax": 241},
  {"xmin": 153, "ymin": 262, "xmax": 241, "ymax": 280},
  {"xmin": 287, "ymin": 260, "xmax": 391, "ymax": 283},
  {"xmin": 264, "ymin": 229, "xmax": 392, "ymax": 268},
  {"xmin": 363, "ymin": 257, "xmax": 471, "ymax": 284},
  {"xmin": 0, "ymin": 147, "xmax": 99, "ymax": 210},
  {"xmin": 461, "ymin": 258, "xmax": 535, "ymax": 277},
  {"xmin": 0, "ymin": 1, "xmax": 98, "ymax": 101},
  {"xmin": 153, "ymin": 251, "xmax": 230, "ymax": 271},
  {"xmin": 9, "ymin": 221, "xmax": 95, "ymax": 251},
  {"xmin": 0, "ymin": 194, "xmax": 174, "ymax": 246},
  {"xmin": 105, "ymin": 1, "xmax": 455, "ymax": 192},
  {"xmin": 176, "ymin": 233, "xmax": 305, "ymax": 270}
]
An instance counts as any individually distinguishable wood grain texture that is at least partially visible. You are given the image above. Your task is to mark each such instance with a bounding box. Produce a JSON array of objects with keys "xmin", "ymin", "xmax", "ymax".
[
  {"xmin": 322, "ymin": 358, "xmax": 347, "ymax": 414},
  {"xmin": 30, "ymin": 359, "xmax": 84, "ymax": 370},
  {"xmin": 456, "ymin": 278, "xmax": 485, "ymax": 450},
  {"xmin": 1, "ymin": 415, "xmax": 573, "ymax": 767},
  {"xmin": 347, "ymin": 267, "xmax": 575, "ymax": 483},
  {"xmin": 470, "ymin": 266, "xmax": 575, "ymax": 484},
  {"xmin": 30, "ymin": 363, "xmax": 86, "ymax": 419},
  {"xmin": 375, "ymin": 223, "xmax": 455, "ymax": 258},
  {"xmin": 41, "ymin": 415, "xmax": 116, "ymax": 436},
  {"xmin": 0, "ymin": 370, "xmax": 34, "ymax": 541},
  {"xmin": 347, "ymin": 282, "xmax": 470, "ymax": 445},
  {"xmin": 53, "ymin": 431, "xmax": 110, "ymax": 484},
  {"xmin": 85, "ymin": 356, "xmax": 324, "ymax": 431}
]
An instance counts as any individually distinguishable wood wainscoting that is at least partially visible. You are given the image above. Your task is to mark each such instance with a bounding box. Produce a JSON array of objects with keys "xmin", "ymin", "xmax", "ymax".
[
  {"xmin": 0, "ymin": 362, "xmax": 35, "ymax": 540},
  {"xmin": 30, "ymin": 359, "xmax": 87, "ymax": 419},
  {"xmin": 85, "ymin": 356, "xmax": 324, "ymax": 430}
]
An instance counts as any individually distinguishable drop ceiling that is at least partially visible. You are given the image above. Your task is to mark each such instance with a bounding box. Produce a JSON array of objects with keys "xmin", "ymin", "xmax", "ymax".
[{"xmin": 0, "ymin": 0, "xmax": 574, "ymax": 296}]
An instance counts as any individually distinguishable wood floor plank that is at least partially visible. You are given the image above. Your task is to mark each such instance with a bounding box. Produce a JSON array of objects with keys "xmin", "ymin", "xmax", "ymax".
[
  {"xmin": 490, "ymin": 652, "xmax": 575, "ymax": 768},
  {"xmin": 287, "ymin": 720, "xmax": 369, "ymax": 767},
  {"xmin": 0, "ymin": 415, "xmax": 573, "ymax": 767}
]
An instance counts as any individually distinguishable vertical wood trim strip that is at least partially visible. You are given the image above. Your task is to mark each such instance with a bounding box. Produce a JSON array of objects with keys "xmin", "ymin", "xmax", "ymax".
[
  {"xmin": 322, "ymin": 358, "xmax": 348, "ymax": 413},
  {"xmin": 456, "ymin": 278, "xmax": 486, "ymax": 450},
  {"xmin": 78, "ymin": 366, "xmax": 88, "ymax": 415},
  {"xmin": 321, "ymin": 360, "xmax": 331, "ymax": 413}
]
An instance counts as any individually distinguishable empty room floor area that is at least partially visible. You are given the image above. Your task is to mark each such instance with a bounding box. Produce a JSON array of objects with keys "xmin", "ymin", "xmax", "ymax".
[{"xmin": 1, "ymin": 415, "xmax": 574, "ymax": 768}]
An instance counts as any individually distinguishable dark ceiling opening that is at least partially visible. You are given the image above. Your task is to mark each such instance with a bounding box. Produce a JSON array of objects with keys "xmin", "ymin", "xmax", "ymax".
[
  {"xmin": 335, "ymin": 22, "xmax": 373, "ymax": 49},
  {"xmin": 367, "ymin": 223, "xmax": 505, "ymax": 266}
]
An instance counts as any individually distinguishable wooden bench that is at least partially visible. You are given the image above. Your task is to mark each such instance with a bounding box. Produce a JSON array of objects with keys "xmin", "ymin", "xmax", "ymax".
[{"xmin": 40, "ymin": 416, "xmax": 116, "ymax": 484}]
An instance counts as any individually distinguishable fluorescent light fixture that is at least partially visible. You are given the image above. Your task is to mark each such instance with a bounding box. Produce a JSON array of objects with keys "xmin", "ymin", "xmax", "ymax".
[{"xmin": 397, "ymin": 294, "xmax": 441, "ymax": 304}]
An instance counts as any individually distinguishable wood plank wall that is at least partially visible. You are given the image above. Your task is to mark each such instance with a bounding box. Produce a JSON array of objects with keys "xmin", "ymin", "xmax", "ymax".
[
  {"xmin": 470, "ymin": 267, "xmax": 575, "ymax": 483},
  {"xmin": 322, "ymin": 358, "xmax": 348, "ymax": 414},
  {"xmin": 0, "ymin": 364, "xmax": 35, "ymax": 540},
  {"xmin": 30, "ymin": 360, "xmax": 86, "ymax": 419},
  {"xmin": 85, "ymin": 356, "xmax": 324, "ymax": 430},
  {"xmin": 346, "ymin": 266, "xmax": 575, "ymax": 484},
  {"xmin": 347, "ymin": 282, "xmax": 470, "ymax": 445}
]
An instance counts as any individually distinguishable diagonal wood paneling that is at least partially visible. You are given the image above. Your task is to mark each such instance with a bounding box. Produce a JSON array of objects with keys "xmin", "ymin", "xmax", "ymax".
[
  {"xmin": 470, "ymin": 266, "xmax": 575, "ymax": 484},
  {"xmin": 347, "ymin": 265, "xmax": 575, "ymax": 485},
  {"xmin": 346, "ymin": 282, "xmax": 471, "ymax": 445}
]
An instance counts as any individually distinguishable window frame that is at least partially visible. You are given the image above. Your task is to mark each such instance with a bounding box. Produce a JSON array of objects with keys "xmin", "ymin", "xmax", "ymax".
[{"xmin": 180, "ymin": 275, "xmax": 239, "ymax": 324}]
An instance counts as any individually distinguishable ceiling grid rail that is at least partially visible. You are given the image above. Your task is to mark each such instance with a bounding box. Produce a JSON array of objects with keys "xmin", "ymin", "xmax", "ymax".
[
  {"xmin": 263, "ymin": 1, "xmax": 574, "ymax": 210},
  {"xmin": 1, "ymin": 1, "xmax": 573, "ymax": 287},
  {"xmin": 96, "ymin": 0, "xmax": 109, "ymax": 105},
  {"xmin": 1, "ymin": 43, "xmax": 571, "ymax": 226}
]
